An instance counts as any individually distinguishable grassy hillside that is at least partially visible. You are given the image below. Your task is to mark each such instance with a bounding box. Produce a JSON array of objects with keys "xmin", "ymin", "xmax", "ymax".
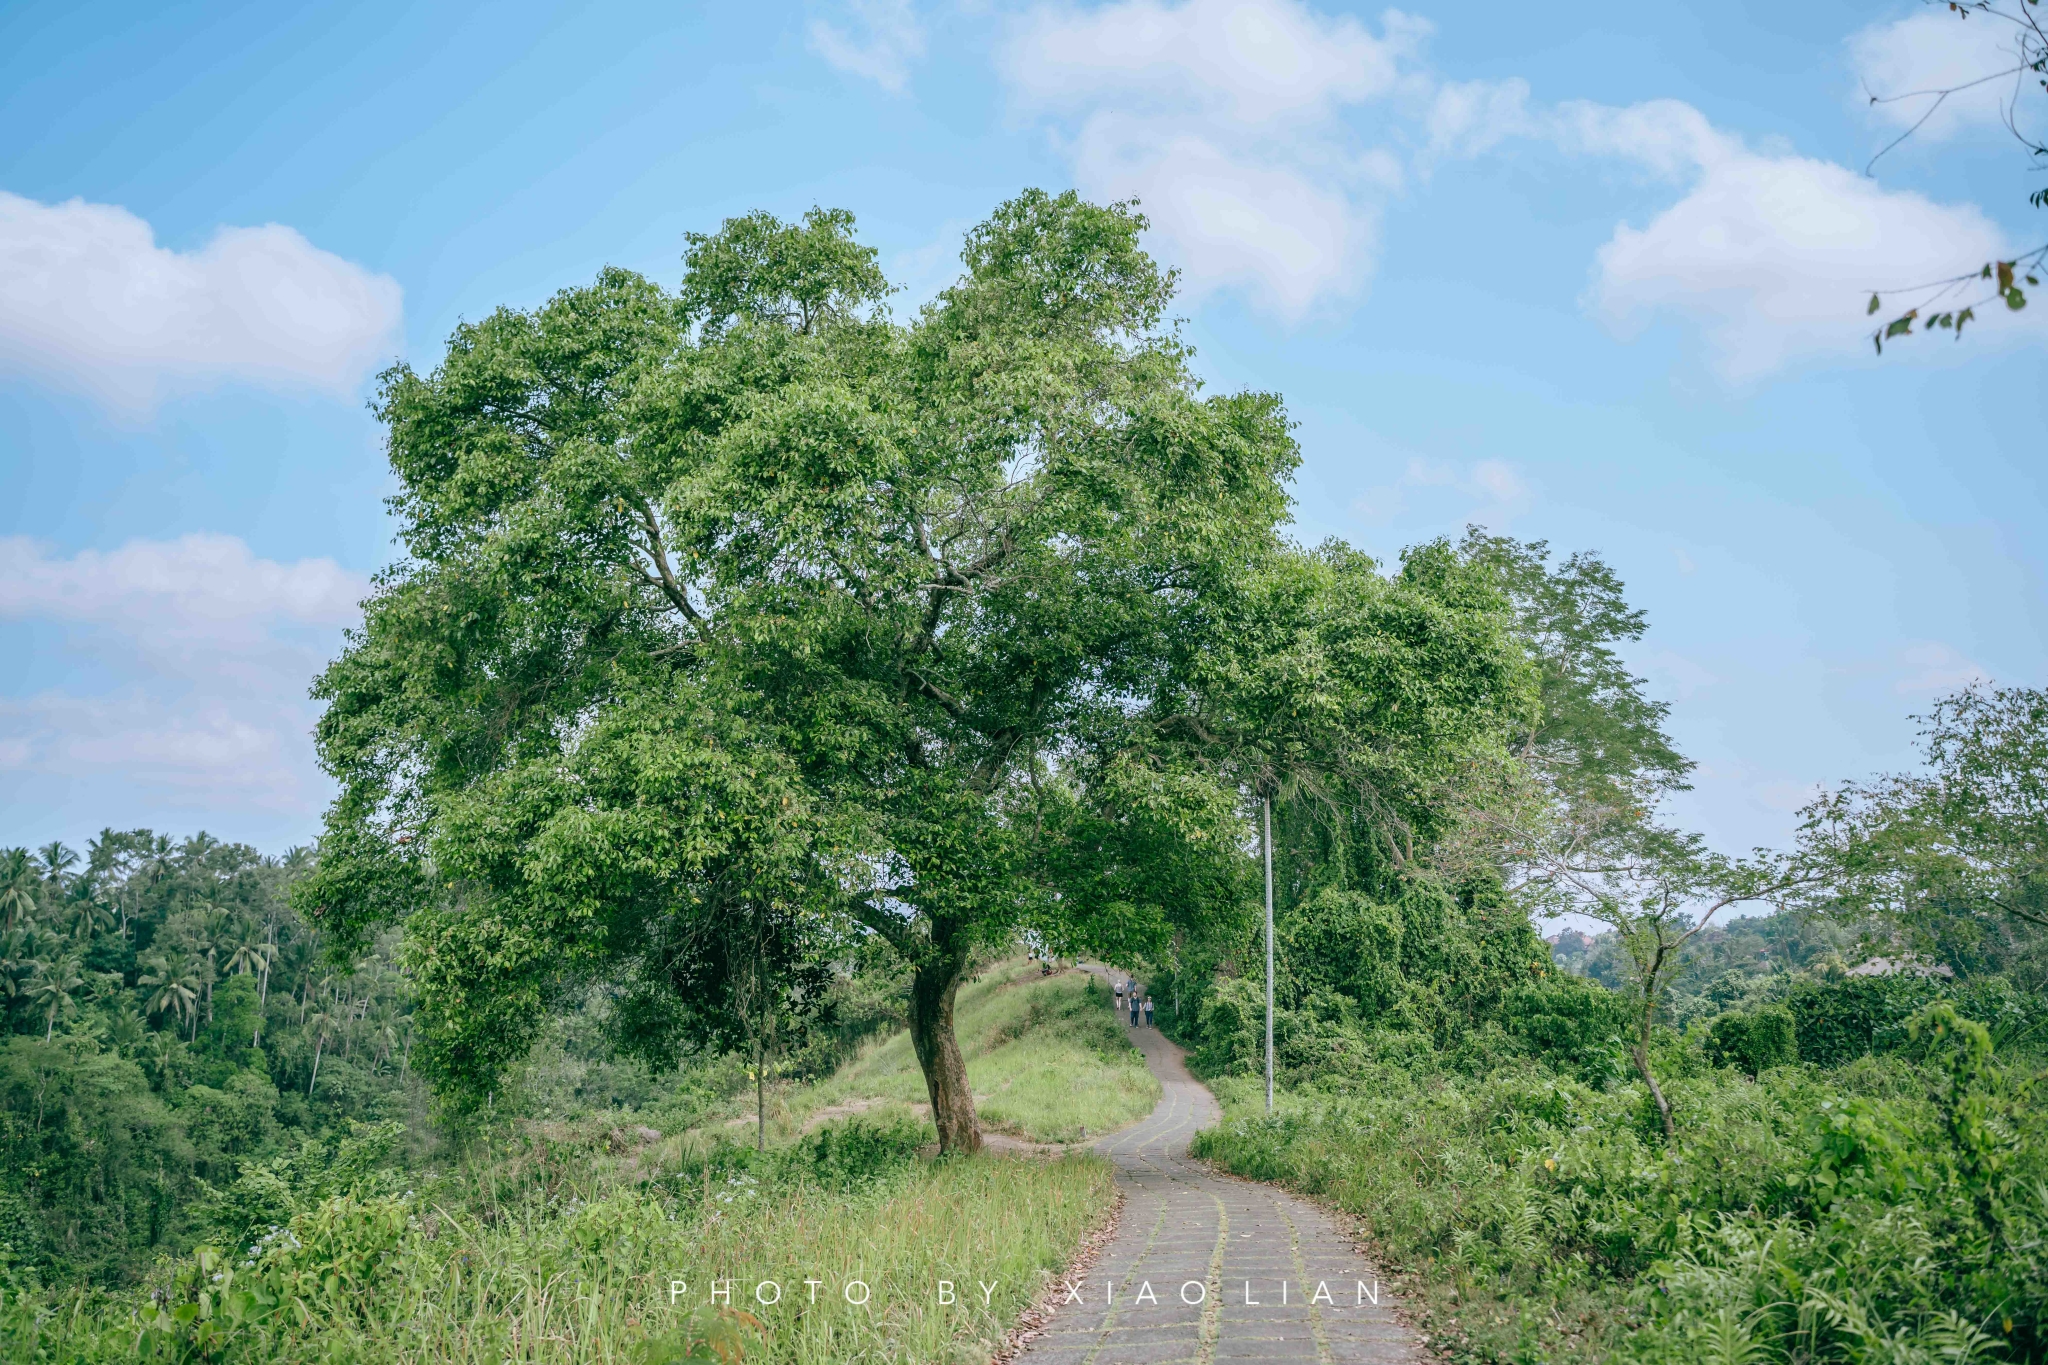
[
  {"xmin": 2, "ymin": 958, "xmax": 1149, "ymax": 1364},
  {"xmin": 783, "ymin": 961, "xmax": 1160, "ymax": 1145}
]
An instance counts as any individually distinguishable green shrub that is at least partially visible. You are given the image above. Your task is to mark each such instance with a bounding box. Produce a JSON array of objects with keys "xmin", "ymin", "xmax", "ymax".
[
  {"xmin": 1950, "ymin": 975, "xmax": 2048, "ymax": 1052},
  {"xmin": 784, "ymin": 1114, "xmax": 927, "ymax": 1189},
  {"xmin": 1785, "ymin": 974, "xmax": 1942, "ymax": 1066},
  {"xmin": 1194, "ymin": 1011, "xmax": 2048, "ymax": 1365},
  {"xmin": 1192, "ymin": 975, "xmax": 1267, "ymax": 1075},
  {"xmin": 1278, "ymin": 888, "xmax": 1404, "ymax": 1016},
  {"xmin": 0, "ymin": 1036, "xmax": 196, "ymax": 1284},
  {"xmin": 1703, "ymin": 1004, "xmax": 1797, "ymax": 1076},
  {"xmin": 1500, "ymin": 972, "xmax": 1634, "ymax": 1081}
]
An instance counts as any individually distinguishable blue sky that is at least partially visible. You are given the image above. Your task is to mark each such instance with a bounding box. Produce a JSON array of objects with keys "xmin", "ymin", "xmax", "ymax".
[{"xmin": 2, "ymin": 0, "xmax": 2043, "ymax": 867}]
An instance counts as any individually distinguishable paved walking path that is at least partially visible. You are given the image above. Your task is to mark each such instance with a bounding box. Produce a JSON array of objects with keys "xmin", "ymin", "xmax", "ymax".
[{"xmin": 1012, "ymin": 969, "xmax": 1423, "ymax": 1365}]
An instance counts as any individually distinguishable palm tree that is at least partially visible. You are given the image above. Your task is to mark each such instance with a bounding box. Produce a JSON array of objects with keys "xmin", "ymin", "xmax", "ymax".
[
  {"xmin": 226, "ymin": 937, "xmax": 279, "ymax": 1045},
  {"xmin": 34, "ymin": 841, "xmax": 79, "ymax": 890},
  {"xmin": 305, "ymin": 1010, "xmax": 337, "ymax": 1098},
  {"xmin": 141, "ymin": 833, "xmax": 175, "ymax": 892},
  {"xmin": 0, "ymin": 924, "xmax": 30, "ymax": 986},
  {"xmin": 0, "ymin": 849, "xmax": 37, "ymax": 932},
  {"xmin": 258, "ymin": 921, "xmax": 278, "ymax": 1000},
  {"xmin": 300, "ymin": 973, "xmax": 336, "ymax": 1028},
  {"xmin": 280, "ymin": 845, "xmax": 315, "ymax": 878},
  {"xmin": 225, "ymin": 939, "xmax": 260, "ymax": 977},
  {"xmin": 65, "ymin": 897, "xmax": 116, "ymax": 946},
  {"xmin": 28, "ymin": 958, "xmax": 86, "ymax": 1041},
  {"xmin": 202, "ymin": 944, "xmax": 218, "ymax": 1024},
  {"xmin": 138, "ymin": 956, "xmax": 201, "ymax": 1038},
  {"xmin": 142, "ymin": 1030, "xmax": 187, "ymax": 1091}
]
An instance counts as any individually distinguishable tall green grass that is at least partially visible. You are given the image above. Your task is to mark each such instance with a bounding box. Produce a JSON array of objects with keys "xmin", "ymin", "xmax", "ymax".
[
  {"xmin": 2, "ymin": 960, "xmax": 1142, "ymax": 1364},
  {"xmin": 5, "ymin": 1135, "xmax": 1111, "ymax": 1363}
]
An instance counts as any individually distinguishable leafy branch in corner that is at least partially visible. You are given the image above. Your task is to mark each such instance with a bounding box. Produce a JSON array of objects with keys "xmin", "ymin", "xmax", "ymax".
[
  {"xmin": 1865, "ymin": 1, "xmax": 2048, "ymax": 351},
  {"xmin": 1868, "ymin": 248, "xmax": 2044, "ymax": 352}
]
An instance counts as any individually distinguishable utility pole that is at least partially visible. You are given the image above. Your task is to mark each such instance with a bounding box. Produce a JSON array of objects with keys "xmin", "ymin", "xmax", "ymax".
[{"xmin": 1264, "ymin": 796, "xmax": 1274, "ymax": 1116}]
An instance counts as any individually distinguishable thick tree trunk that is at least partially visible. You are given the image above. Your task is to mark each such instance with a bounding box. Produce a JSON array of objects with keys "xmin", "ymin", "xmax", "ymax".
[
  {"xmin": 908, "ymin": 954, "xmax": 981, "ymax": 1155},
  {"xmin": 1633, "ymin": 1033, "xmax": 1674, "ymax": 1141},
  {"xmin": 1633, "ymin": 953, "xmax": 1676, "ymax": 1141}
]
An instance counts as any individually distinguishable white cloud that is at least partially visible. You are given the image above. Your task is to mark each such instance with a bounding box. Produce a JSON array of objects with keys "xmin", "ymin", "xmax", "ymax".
[
  {"xmin": 1580, "ymin": 117, "xmax": 2011, "ymax": 378},
  {"xmin": 0, "ymin": 536, "xmax": 367, "ymax": 807},
  {"xmin": 1065, "ymin": 116, "xmax": 1381, "ymax": 313},
  {"xmin": 0, "ymin": 191, "xmax": 401, "ymax": 406},
  {"xmin": 1005, "ymin": 0, "xmax": 1425, "ymax": 121},
  {"xmin": 1467, "ymin": 458, "xmax": 1527, "ymax": 506},
  {"xmin": 1553, "ymin": 97, "xmax": 1731, "ymax": 179},
  {"xmin": 809, "ymin": 0, "xmax": 927, "ymax": 92},
  {"xmin": 1424, "ymin": 77, "xmax": 1532, "ymax": 162},
  {"xmin": 1001, "ymin": 0, "xmax": 1430, "ymax": 317},
  {"xmin": 987, "ymin": 4, "xmax": 2028, "ymax": 370},
  {"xmin": 1431, "ymin": 95, "xmax": 2023, "ymax": 377},
  {"xmin": 1850, "ymin": 9, "xmax": 2023, "ymax": 142},
  {"xmin": 0, "ymin": 533, "xmax": 363, "ymax": 643},
  {"xmin": 1892, "ymin": 640, "xmax": 1990, "ymax": 695},
  {"xmin": 0, "ymin": 693, "xmax": 308, "ymax": 801},
  {"xmin": 1354, "ymin": 455, "xmax": 1531, "ymax": 523}
]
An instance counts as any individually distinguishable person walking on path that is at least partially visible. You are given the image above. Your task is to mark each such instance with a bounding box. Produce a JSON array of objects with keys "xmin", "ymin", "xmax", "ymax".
[
  {"xmin": 1129, "ymin": 989, "xmax": 1141, "ymax": 1027},
  {"xmin": 1142, "ymin": 995, "xmax": 1154, "ymax": 1028},
  {"xmin": 1113, "ymin": 977, "xmax": 1125, "ymax": 1012}
]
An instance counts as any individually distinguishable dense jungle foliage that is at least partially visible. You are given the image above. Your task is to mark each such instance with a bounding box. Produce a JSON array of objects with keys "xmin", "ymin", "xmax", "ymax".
[
  {"xmin": 1152, "ymin": 524, "xmax": 2048, "ymax": 1364},
  {"xmin": 1177, "ymin": 831, "xmax": 2048, "ymax": 1364},
  {"xmin": 0, "ymin": 832, "xmax": 418, "ymax": 1286},
  {"xmin": 0, "ymin": 946, "xmax": 1123, "ymax": 1365},
  {"xmin": 0, "ymin": 831, "xmax": 921, "ymax": 1297}
]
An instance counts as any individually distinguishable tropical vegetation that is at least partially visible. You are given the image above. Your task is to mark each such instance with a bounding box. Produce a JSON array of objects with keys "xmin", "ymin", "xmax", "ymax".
[{"xmin": 3, "ymin": 188, "xmax": 2044, "ymax": 1364}]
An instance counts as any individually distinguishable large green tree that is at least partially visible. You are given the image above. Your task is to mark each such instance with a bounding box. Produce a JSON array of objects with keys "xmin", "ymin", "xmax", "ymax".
[
  {"xmin": 1801, "ymin": 683, "xmax": 2048, "ymax": 976},
  {"xmin": 301, "ymin": 192, "xmax": 1296, "ymax": 1151},
  {"xmin": 1456, "ymin": 529, "xmax": 1692, "ymax": 811}
]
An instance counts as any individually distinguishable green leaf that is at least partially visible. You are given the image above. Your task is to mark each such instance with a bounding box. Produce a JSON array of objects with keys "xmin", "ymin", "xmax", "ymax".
[
  {"xmin": 2007, "ymin": 288, "xmax": 2027, "ymax": 311},
  {"xmin": 1867, "ymin": 293, "xmax": 1882, "ymax": 315}
]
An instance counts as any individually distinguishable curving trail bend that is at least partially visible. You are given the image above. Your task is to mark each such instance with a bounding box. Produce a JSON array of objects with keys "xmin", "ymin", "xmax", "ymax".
[{"xmin": 1011, "ymin": 968, "xmax": 1424, "ymax": 1365}]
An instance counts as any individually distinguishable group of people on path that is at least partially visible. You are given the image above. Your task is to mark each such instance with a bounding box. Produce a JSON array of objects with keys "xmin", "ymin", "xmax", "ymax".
[{"xmin": 1112, "ymin": 976, "xmax": 1154, "ymax": 1028}]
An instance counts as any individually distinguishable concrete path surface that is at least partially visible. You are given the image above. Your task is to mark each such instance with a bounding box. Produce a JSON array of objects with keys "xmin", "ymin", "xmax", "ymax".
[{"xmin": 1010, "ymin": 969, "xmax": 1423, "ymax": 1364}]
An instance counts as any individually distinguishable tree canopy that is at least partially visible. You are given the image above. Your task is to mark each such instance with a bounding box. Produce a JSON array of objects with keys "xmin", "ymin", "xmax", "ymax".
[
  {"xmin": 300, "ymin": 190, "xmax": 1554, "ymax": 1152},
  {"xmin": 1802, "ymin": 684, "xmax": 2048, "ymax": 973}
]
